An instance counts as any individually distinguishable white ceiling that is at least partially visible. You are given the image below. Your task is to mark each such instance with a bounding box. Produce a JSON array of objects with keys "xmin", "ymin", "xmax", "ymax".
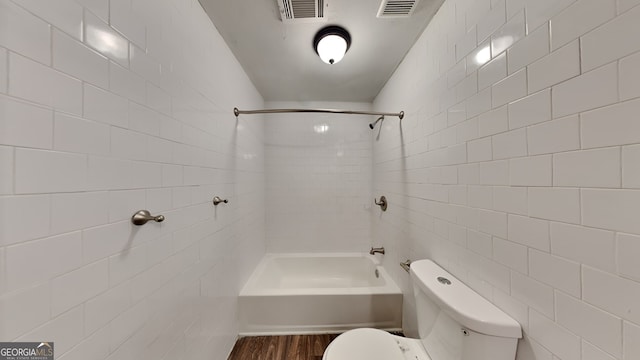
[{"xmin": 198, "ymin": 0, "xmax": 444, "ymax": 102}]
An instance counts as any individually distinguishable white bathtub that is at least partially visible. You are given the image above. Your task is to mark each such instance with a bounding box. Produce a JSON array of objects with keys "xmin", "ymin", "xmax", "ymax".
[{"xmin": 238, "ymin": 253, "xmax": 403, "ymax": 335}]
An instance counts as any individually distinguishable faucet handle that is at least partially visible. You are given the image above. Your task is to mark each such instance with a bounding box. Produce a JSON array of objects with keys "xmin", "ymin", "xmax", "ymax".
[
  {"xmin": 212, "ymin": 196, "xmax": 229, "ymax": 206},
  {"xmin": 374, "ymin": 196, "xmax": 387, "ymax": 211}
]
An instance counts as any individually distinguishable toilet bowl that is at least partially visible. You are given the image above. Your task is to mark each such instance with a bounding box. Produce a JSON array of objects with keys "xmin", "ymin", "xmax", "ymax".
[
  {"xmin": 322, "ymin": 328, "xmax": 430, "ymax": 360},
  {"xmin": 323, "ymin": 260, "xmax": 522, "ymax": 360}
]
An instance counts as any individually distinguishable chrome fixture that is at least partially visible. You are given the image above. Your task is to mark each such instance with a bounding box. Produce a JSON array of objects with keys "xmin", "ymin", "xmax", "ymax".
[
  {"xmin": 212, "ymin": 196, "xmax": 229, "ymax": 206},
  {"xmin": 131, "ymin": 210, "xmax": 165, "ymax": 226},
  {"xmin": 374, "ymin": 196, "xmax": 387, "ymax": 211},
  {"xmin": 233, "ymin": 107, "xmax": 404, "ymax": 119},
  {"xmin": 369, "ymin": 116, "xmax": 384, "ymax": 130},
  {"xmin": 400, "ymin": 259, "xmax": 412, "ymax": 273},
  {"xmin": 313, "ymin": 25, "xmax": 351, "ymax": 65},
  {"xmin": 370, "ymin": 247, "xmax": 385, "ymax": 255}
]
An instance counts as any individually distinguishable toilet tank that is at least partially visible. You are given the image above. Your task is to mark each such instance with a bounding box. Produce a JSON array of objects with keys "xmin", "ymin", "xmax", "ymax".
[{"xmin": 410, "ymin": 260, "xmax": 522, "ymax": 360}]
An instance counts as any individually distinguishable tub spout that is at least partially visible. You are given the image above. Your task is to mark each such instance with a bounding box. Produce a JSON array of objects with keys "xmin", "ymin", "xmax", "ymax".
[{"xmin": 369, "ymin": 247, "xmax": 385, "ymax": 255}]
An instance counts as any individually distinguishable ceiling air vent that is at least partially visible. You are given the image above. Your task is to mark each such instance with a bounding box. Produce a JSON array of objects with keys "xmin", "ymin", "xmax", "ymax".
[
  {"xmin": 377, "ymin": 0, "xmax": 420, "ymax": 18},
  {"xmin": 277, "ymin": 0, "xmax": 325, "ymax": 22}
]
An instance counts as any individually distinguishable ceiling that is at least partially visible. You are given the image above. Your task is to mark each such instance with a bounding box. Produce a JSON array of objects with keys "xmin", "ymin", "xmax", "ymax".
[{"xmin": 198, "ymin": 0, "xmax": 444, "ymax": 102}]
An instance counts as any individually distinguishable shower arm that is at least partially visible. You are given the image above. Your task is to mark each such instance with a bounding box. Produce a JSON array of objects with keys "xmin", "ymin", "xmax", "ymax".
[{"xmin": 233, "ymin": 107, "xmax": 404, "ymax": 119}]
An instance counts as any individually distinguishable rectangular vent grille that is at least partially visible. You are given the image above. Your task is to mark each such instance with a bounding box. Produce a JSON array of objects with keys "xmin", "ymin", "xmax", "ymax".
[
  {"xmin": 278, "ymin": 0, "xmax": 324, "ymax": 21},
  {"xmin": 377, "ymin": 0, "xmax": 420, "ymax": 17}
]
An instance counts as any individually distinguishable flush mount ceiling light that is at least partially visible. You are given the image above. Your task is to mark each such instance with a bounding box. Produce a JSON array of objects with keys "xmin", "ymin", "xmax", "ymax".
[{"xmin": 313, "ymin": 25, "xmax": 351, "ymax": 65}]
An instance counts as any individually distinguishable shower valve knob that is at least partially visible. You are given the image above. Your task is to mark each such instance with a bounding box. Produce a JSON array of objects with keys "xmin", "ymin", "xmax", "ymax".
[
  {"xmin": 374, "ymin": 196, "xmax": 387, "ymax": 211},
  {"xmin": 212, "ymin": 196, "xmax": 229, "ymax": 206}
]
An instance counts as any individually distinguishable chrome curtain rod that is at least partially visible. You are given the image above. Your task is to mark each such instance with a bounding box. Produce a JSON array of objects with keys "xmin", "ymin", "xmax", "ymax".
[{"xmin": 233, "ymin": 107, "xmax": 404, "ymax": 119}]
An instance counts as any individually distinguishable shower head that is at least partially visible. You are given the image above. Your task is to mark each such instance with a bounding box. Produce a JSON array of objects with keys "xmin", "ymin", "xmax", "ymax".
[{"xmin": 369, "ymin": 116, "xmax": 384, "ymax": 130}]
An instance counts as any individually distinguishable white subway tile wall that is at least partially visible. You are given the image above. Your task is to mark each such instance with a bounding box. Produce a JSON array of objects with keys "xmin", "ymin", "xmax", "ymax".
[
  {"xmin": 373, "ymin": 0, "xmax": 640, "ymax": 359},
  {"xmin": 264, "ymin": 101, "xmax": 373, "ymax": 253},
  {"xmin": 0, "ymin": 1, "xmax": 265, "ymax": 360}
]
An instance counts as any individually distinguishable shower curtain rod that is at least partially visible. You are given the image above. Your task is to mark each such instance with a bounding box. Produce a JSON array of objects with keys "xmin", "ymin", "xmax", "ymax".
[{"xmin": 233, "ymin": 107, "xmax": 404, "ymax": 119}]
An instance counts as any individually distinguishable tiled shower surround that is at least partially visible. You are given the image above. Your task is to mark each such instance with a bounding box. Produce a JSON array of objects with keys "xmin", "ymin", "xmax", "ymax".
[
  {"xmin": 265, "ymin": 101, "xmax": 373, "ymax": 253},
  {"xmin": 0, "ymin": 0, "xmax": 265, "ymax": 359},
  {"xmin": 374, "ymin": 0, "xmax": 640, "ymax": 359}
]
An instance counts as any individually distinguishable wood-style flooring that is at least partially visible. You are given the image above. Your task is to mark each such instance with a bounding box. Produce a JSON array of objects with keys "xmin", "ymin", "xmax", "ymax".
[{"xmin": 227, "ymin": 334, "xmax": 338, "ymax": 360}]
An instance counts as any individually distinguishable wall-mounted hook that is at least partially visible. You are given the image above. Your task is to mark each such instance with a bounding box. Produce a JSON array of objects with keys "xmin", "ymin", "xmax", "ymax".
[
  {"xmin": 374, "ymin": 196, "xmax": 387, "ymax": 211},
  {"xmin": 131, "ymin": 210, "xmax": 165, "ymax": 226},
  {"xmin": 212, "ymin": 196, "xmax": 229, "ymax": 206}
]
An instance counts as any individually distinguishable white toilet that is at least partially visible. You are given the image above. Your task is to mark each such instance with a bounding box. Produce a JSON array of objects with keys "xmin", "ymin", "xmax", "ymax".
[{"xmin": 323, "ymin": 259, "xmax": 522, "ymax": 360}]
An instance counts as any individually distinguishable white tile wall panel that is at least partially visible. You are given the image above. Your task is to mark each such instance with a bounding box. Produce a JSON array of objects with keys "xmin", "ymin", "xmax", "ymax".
[
  {"xmin": 510, "ymin": 271, "xmax": 554, "ymax": 317},
  {"xmin": 478, "ymin": 105, "xmax": 508, "ymax": 136},
  {"xmin": 493, "ymin": 237, "xmax": 527, "ymax": 273},
  {"xmin": 15, "ymin": 149, "xmax": 87, "ymax": 194},
  {"xmin": 84, "ymin": 11, "xmax": 129, "ymax": 68},
  {"xmin": 582, "ymin": 340, "xmax": 618, "ymax": 360},
  {"xmin": 509, "ymin": 154, "xmax": 552, "ymax": 186},
  {"xmin": 623, "ymin": 144, "xmax": 640, "ymax": 188},
  {"xmin": 492, "ymin": 128, "xmax": 527, "ymax": 159},
  {"xmin": 0, "ymin": 146, "xmax": 12, "ymax": 194},
  {"xmin": 83, "ymin": 84, "xmax": 129, "ymax": 128},
  {"xmin": 109, "ymin": 61, "xmax": 146, "ymax": 105},
  {"xmin": 529, "ymin": 309, "xmax": 581, "ymax": 360},
  {"xmin": 624, "ymin": 321, "xmax": 640, "ymax": 360},
  {"xmin": 9, "ymin": 53, "xmax": 82, "ymax": 115},
  {"xmin": 581, "ymin": 4, "xmax": 640, "ymax": 71},
  {"xmin": 620, "ymin": 51, "xmax": 640, "ymax": 101},
  {"xmin": 77, "ymin": 0, "xmax": 109, "ymax": 21},
  {"xmin": 582, "ymin": 189, "xmax": 640, "ymax": 234},
  {"xmin": 0, "ymin": 47, "xmax": 7, "ymax": 93},
  {"xmin": 528, "ymin": 187, "xmax": 580, "ymax": 224},
  {"xmin": 616, "ymin": 233, "xmax": 640, "ymax": 282},
  {"xmin": 6, "ymin": 231, "xmax": 82, "ymax": 292},
  {"xmin": 506, "ymin": 22, "xmax": 549, "ymax": 74},
  {"xmin": 0, "ymin": 195, "xmax": 50, "ymax": 246},
  {"xmin": 491, "ymin": 68, "xmax": 527, "ymax": 107},
  {"xmin": 0, "ymin": 95, "xmax": 53, "ymax": 149},
  {"xmin": 553, "ymin": 147, "xmax": 621, "ymax": 188},
  {"xmin": 0, "ymin": 0, "xmax": 51, "ymax": 64},
  {"xmin": 493, "ymin": 186, "xmax": 527, "ymax": 215},
  {"xmin": 523, "ymin": 0, "xmax": 576, "ymax": 33},
  {"xmin": 51, "ymin": 260, "xmax": 109, "ymax": 316},
  {"xmin": 583, "ymin": 266, "xmax": 640, "ymax": 325},
  {"xmin": 53, "ymin": 29, "xmax": 109, "ymax": 88},
  {"xmin": 17, "ymin": 0, "xmax": 84, "ymax": 41},
  {"xmin": 527, "ymin": 40, "xmax": 580, "ymax": 94},
  {"xmin": 477, "ymin": 0, "xmax": 506, "ymax": 42},
  {"xmin": 618, "ymin": 0, "xmax": 640, "ymax": 13},
  {"xmin": 491, "ymin": 10, "xmax": 525, "ymax": 56},
  {"xmin": 550, "ymin": 0, "xmax": 616, "ymax": 51},
  {"xmin": 508, "ymin": 89, "xmax": 551, "ymax": 129},
  {"xmin": 529, "ymin": 249, "xmax": 581, "ymax": 297},
  {"xmin": 1, "ymin": 0, "xmax": 265, "ymax": 358},
  {"xmin": 507, "ymin": 213, "xmax": 550, "ymax": 251},
  {"xmin": 17, "ymin": 308, "xmax": 84, "ymax": 355},
  {"xmin": 552, "ymin": 62, "xmax": 618, "ymax": 118},
  {"xmin": 550, "ymin": 222, "xmax": 616, "ymax": 273},
  {"xmin": 581, "ymin": 97, "xmax": 640, "ymax": 149},
  {"xmin": 527, "ymin": 115, "xmax": 580, "ymax": 155},
  {"xmin": 0, "ymin": 283, "xmax": 51, "ymax": 340},
  {"xmin": 51, "ymin": 192, "xmax": 109, "ymax": 235},
  {"xmin": 54, "ymin": 113, "xmax": 111, "ymax": 156}
]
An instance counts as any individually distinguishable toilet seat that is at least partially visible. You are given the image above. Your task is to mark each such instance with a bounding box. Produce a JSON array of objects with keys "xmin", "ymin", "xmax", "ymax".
[{"xmin": 323, "ymin": 328, "xmax": 405, "ymax": 360}]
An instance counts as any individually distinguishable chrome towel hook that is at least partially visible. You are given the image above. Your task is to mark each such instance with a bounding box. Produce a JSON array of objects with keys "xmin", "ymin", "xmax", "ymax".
[
  {"xmin": 131, "ymin": 210, "xmax": 165, "ymax": 226},
  {"xmin": 374, "ymin": 196, "xmax": 387, "ymax": 211}
]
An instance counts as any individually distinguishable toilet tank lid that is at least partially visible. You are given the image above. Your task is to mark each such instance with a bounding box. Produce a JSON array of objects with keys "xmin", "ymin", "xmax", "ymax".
[{"xmin": 411, "ymin": 260, "xmax": 522, "ymax": 339}]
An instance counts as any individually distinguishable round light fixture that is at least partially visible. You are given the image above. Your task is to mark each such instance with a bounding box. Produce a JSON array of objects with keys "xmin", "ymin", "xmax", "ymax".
[{"xmin": 313, "ymin": 26, "xmax": 351, "ymax": 65}]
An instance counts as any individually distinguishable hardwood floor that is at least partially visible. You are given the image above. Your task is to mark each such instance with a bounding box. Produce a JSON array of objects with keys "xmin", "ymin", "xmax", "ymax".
[{"xmin": 227, "ymin": 334, "xmax": 338, "ymax": 360}]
